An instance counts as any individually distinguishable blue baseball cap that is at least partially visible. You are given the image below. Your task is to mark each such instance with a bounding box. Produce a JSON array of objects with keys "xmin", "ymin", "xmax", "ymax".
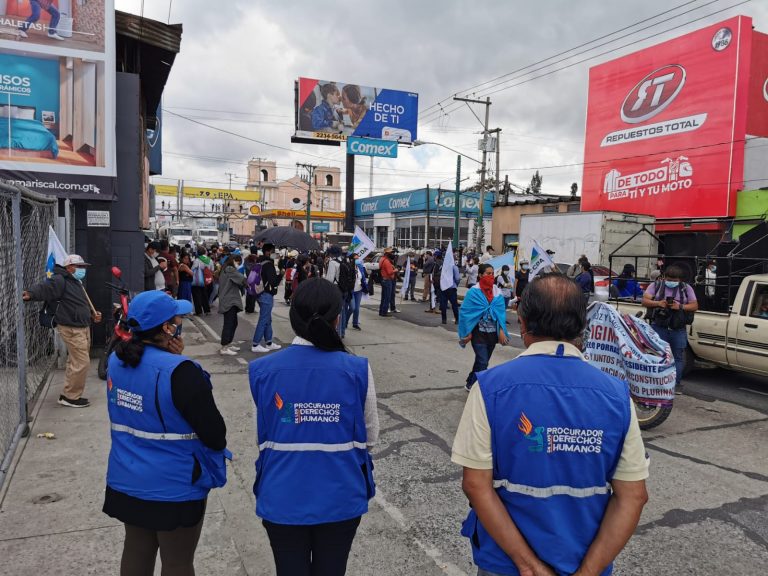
[{"xmin": 127, "ymin": 291, "xmax": 193, "ymax": 332}]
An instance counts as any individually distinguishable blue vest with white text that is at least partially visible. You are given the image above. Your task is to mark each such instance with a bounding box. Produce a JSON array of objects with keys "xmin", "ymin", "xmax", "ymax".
[
  {"xmin": 106, "ymin": 346, "xmax": 228, "ymax": 501},
  {"xmin": 462, "ymin": 346, "xmax": 630, "ymax": 575},
  {"xmin": 249, "ymin": 345, "xmax": 374, "ymax": 524}
]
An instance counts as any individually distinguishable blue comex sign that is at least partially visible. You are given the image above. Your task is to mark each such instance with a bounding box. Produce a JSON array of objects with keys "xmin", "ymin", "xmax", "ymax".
[
  {"xmin": 347, "ymin": 137, "xmax": 399, "ymax": 158},
  {"xmin": 312, "ymin": 222, "xmax": 331, "ymax": 232},
  {"xmin": 355, "ymin": 188, "xmax": 494, "ymax": 217}
]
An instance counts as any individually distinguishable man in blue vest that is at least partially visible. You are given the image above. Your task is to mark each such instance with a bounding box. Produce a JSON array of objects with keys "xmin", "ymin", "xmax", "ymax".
[{"xmin": 452, "ymin": 274, "xmax": 649, "ymax": 576}]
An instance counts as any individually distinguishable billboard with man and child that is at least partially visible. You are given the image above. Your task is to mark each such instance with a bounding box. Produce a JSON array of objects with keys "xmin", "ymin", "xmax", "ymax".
[{"xmin": 294, "ymin": 77, "xmax": 418, "ymax": 144}]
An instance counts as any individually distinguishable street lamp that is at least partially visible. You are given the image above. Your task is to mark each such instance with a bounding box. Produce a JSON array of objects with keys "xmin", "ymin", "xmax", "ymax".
[{"xmin": 412, "ymin": 140, "xmax": 483, "ymax": 250}]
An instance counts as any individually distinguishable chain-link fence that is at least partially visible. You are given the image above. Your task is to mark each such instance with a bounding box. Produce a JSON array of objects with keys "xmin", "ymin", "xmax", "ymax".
[{"xmin": 0, "ymin": 182, "xmax": 57, "ymax": 489}]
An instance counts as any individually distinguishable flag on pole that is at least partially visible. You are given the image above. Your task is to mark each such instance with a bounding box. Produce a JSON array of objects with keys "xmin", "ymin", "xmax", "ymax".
[
  {"xmin": 440, "ymin": 240, "xmax": 458, "ymax": 291},
  {"xmin": 399, "ymin": 256, "xmax": 411, "ymax": 298},
  {"xmin": 484, "ymin": 250, "xmax": 517, "ymax": 273},
  {"xmin": 46, "ymin": 225, "xmax": 67, "ymax": 279},
  {"xmin": 349, "ymin": 225, "xmax": 375, "ymax": 259},
  {"xmin": 529, "ymin": 240, "xmax": 556, "ymax": 279}
]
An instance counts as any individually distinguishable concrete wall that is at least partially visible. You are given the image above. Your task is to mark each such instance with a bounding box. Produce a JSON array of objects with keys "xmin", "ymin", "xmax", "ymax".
[{"xmin": 491, "ymin": 199, "xmax": 580, "ymax": 252}]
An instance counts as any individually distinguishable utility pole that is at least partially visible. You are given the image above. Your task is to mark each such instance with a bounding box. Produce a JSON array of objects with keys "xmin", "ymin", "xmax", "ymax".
[
  {"xmin": 296, "ymin": 163, "xmax": 317, "ymax": 232},
  {"xmin": 436, "ymin": 187, "xmax": 442, "ymax": 244},
  {"xmin": 454, "ymin": 155, "xmax": 461, "ymax": 245},
  {"xmin": 453, "ymin": 96, "xmax": 491, "ymax": 253},
  {"xmin": 425, "ymin": 184, "xmax": 431, "ymax": 248}
]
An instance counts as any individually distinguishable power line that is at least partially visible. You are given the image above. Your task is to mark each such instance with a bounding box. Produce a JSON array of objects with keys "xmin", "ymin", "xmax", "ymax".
[{"xmin": 420, "ymin": 0, "xmax": 747, "ymax": 125}]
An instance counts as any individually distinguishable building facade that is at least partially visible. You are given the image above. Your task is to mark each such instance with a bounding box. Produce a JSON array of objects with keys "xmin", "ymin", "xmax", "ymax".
[
  {"xmin": 354, "ymin": 188, "xmax": 493, "ymax": 250},
  {"xmin": 241, "ymin": 159, "xmax": 343, "ymax": 237}
]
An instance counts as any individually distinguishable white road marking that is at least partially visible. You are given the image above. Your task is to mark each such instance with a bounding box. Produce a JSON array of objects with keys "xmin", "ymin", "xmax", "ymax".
[
  {"xmin": 373, "ymin": 490, "xmax": 467, "ymax": 576},
  {"xmin": 193, "ymin": 315, "xmax": 220, "ymax": 342},
  {"xmin": 739, "ymin": 387, "xmax": 768, "ymax": 397},
  {"xmin": 236, "ymin": 357, "xmax": 248, "ymax": 366}
]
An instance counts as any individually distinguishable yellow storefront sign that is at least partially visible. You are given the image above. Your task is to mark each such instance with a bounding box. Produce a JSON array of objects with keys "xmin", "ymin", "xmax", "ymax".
[
  {"xmin": 155, "ymin": 185, "xmax": 261, "ymax": 202},
  {"xmin": 260, "ymin": 209, "xmax": 345, "ymax": 220}
]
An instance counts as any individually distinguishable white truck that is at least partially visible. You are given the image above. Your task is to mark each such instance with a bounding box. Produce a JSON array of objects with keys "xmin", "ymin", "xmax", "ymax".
[
  {"xmin": 158, "ymin": 224, "xmax": 194, "ymax": 247},
  {"xmin": 518, "ymin": 211, "xmax": 657, "ymax": 278}
]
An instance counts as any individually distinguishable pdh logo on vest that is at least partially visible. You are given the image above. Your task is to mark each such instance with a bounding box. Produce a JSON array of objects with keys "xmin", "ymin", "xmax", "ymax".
[
  {"xmin": 518, "ymin": 413, "xmax": 545, "ymax": 453},
  {"xmin": 275, "ymin": 392, "xmax": 341, "ymax": 424}
]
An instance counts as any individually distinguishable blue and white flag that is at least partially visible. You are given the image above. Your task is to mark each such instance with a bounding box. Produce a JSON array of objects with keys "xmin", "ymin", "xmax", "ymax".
[
  {"xmin": 349, "ymin": 225, "xmax": 375, "ymax": 259},
  {"xmin": 484, "ymin": 250, "xmax": 517, "ymax": 273},
  {"xmin": 440, "ymin": 240, "xmax": 458, "ymax": 291},
  {"xmin": 46, "ymin": 225, "xmax": 67, "ymax": 279},
  {"xmin": 529, "ymin": 240, "xmax": 556, "ymax": 279},
  {"xmin": 399, "ymin": 256, "xmax": 411, "ymax": 298}
]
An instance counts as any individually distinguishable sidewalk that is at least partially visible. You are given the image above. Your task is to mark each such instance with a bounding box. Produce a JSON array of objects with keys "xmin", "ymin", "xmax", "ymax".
[{"xmin": 0, "ymin": 322, "xmax": 251, "ymax": 575}]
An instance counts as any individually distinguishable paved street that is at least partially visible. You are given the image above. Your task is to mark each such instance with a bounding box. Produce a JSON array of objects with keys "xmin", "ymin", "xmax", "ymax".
[{"xmin": 1, "ymin": 293, "xmax": 767, "ymax": 575}]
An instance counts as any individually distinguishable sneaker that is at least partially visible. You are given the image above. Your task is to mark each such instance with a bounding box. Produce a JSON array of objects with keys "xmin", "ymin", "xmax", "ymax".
[
  {"xmin": 220, "ymin": 347, "xmax": 237, "ymax": 356},
  {"xmin": 228, "ymin": 345, "xmax": 241, "ymax": 352},
  {"xmin": 48, "ymin": 32, "xmax": 64, "ymax": 40},
  {"xmin": 58, "ymin": 395, "xmax": 90, "ymax": 408},
  {"xmin": 464, "ymin": 383, "xmax": 473, "ymax": 392},
  {"xmin": 266, "ymin": 342, "xmax": 282, "ymax": 351},
  {"xmin": 392, "ymin": 309, "xmax": 401, "ymax": 313},
  {"xmin": 252, "ymin": 344, "xmax": 270, "ymax": 353},
  {"xmin": 352, "ymin": 325, "xmax": 361, "ymax": 331},
  {"xmin": 18, "ymin": 29, "xmax": 28, "ymax": 38}
]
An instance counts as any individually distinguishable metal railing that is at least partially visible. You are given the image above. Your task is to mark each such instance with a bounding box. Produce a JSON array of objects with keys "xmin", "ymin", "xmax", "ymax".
[{"xmin": 0, "ymin": 181, "xmax": 57, "ymax": 489}]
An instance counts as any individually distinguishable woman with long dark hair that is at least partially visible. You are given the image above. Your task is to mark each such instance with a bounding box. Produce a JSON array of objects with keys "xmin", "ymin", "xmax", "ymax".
[
  {"xmin": 104, "ymin": 291, "xmax": 229, "ymax": 575},
  {"xmin": 177, "ymin": 253, "xmax": 194, "ymax": 303},
  {"xmin": 248, "ymin": 278, "xmax": 379, "ymax": 576}
]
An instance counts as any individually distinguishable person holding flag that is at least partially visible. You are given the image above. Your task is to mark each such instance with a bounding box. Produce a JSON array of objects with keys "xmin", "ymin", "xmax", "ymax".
[
  {"xmin": 23, "ymin": 230, "xmax": 102, "ymax": 407},
  {"xmin": 439, "ymin": 241, "xmax": 461, "ymax": 325},
  {"xmin": 458, "ymin": 263, "xmax": 509, "ymax": 391}
]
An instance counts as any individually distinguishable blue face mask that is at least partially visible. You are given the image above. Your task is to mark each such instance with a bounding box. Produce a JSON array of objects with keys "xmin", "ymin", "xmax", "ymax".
[
  {"xmin": 73, "ymin": 268, "xmax": 86, "ymax": 281},
  {"xmin": 664, "ymin": 280, "xmax": 678, "ymax": 289}
]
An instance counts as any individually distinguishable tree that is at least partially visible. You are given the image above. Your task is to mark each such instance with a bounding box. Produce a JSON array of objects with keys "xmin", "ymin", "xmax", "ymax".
[
  {"xmin": 530, "ymin": 171, "xmax": 543, "ymax": 195},
  {"xmin": 570, "ymin": 182, "xmax": 578, "ymax": 197}
]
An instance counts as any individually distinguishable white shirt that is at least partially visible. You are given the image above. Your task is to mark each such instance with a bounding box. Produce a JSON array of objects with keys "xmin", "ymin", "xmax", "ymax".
[{"xmin": 291, "ymin": 336, "xmax": 379, "ymax": 446}]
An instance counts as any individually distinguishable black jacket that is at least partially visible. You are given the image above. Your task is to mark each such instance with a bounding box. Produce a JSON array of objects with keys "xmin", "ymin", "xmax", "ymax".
[
  {"xmin": 27, "ymin": 265, "xmax": 92, "ymax": 327},
  {"xmin": 259, "ymin": 257, "xmax": 283, "ymax": 296}
]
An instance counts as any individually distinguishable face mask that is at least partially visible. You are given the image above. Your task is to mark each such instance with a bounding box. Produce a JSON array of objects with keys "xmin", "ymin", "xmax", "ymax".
[
  {"xmin": 167, "ymin": 322, "xmax": 182, "ymax": 338},
  {"xmin": 664, "ymin": 281, "xmax": 678, "ymax": 289},
  {"xmin": 73, "ymin": 268, "xmax": 86, "ymax": 280},
  {"xmin": 522, "ymin": 265, "xmax": 529, "ymax": 271},
  {"xmin": 710, "ymin": 266, "xmax": 717, "ymax": 273}
]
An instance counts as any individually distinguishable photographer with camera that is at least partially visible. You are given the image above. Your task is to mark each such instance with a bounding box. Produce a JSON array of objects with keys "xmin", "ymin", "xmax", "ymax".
[{"xmin": 642, "ymin": 264, "xmax": 698, "ymax": 394}]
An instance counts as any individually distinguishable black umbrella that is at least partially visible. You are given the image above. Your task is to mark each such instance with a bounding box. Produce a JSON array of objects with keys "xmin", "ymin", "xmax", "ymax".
[{"xmin": 253, "ymin": 226, "xmax": 320, "ymax": 251}]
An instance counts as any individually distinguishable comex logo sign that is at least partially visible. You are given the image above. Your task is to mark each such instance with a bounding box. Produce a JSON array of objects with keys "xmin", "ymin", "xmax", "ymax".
[
  {"xmin": 621, "ymin": 65, "xmax": 686, "ymax": 124},
  {"xmin": 347, "ymin": 137, "xmax": 399, "ymax": 159}
]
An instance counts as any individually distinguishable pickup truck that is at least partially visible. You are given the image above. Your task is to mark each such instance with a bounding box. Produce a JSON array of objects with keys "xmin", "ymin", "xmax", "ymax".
[{"xmin": 611, "ymin": 274, "xmax": 768, "ymax": 378}]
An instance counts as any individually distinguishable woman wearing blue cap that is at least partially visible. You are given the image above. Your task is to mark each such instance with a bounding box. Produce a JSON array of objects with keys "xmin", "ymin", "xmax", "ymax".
[
  {"xmin": 249, "ymin": 278, "xmax": 379, "ymax": 576},
  {"xmin": 103, "ymin": 290, "xmax": 230, "ymax": 576}
]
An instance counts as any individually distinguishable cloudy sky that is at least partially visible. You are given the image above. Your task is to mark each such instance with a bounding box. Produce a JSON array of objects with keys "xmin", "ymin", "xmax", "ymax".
[{"xmin": 115, "ymin": 0, "xmax": 767, "ymax": 201}]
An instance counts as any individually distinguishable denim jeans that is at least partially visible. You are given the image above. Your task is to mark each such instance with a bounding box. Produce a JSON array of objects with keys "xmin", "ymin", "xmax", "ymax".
[
  {"xmin": 652, "ymin": 324, "xmax": 688, "ymax": 384},
  {"xmin": 24, "ymin": 1, "xmax": 60, "ymax": 33},
  {"xmin": 379, "ymin": 279, "xmax": 393, "ymax": 315},
  {"xmin": 350, "ymin": 290, "xmax": 363, "ymax": 327},
  {"xmin": 467, "ymin": 339, "xmax": 496, "ymax": 387},
  {"xmin": 253, "ymin": 293, "xmax": 274, "ymax": 345},
  {"xmin": 339, "ymin": 291, "xmax": 352, "ymax": 337}
]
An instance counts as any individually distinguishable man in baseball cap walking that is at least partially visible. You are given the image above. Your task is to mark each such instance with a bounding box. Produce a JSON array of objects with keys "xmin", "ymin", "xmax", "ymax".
[{"xmin": 23, "ymin": 254, "xmax": 102, "ymax": 407}]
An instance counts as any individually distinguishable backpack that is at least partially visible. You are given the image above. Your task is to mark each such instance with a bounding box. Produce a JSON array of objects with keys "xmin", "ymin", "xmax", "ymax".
[
  {"xmin": 203, "ymin": 266, "xmax": 214, "ymax": 286},
  {"xmin": 337, "ymin": 259, "xmax": 356, "ymax": 293},
  {"xmin": 648, "ymin": 281, "xmax": 695, "ymax": 328},
  {"xmin": 247, "ymin": 262, "xmax": 265, "ymax": 296},
  {"xmin": 192, "ymin": 262, "xmax": 205, "ymax": 287}
]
